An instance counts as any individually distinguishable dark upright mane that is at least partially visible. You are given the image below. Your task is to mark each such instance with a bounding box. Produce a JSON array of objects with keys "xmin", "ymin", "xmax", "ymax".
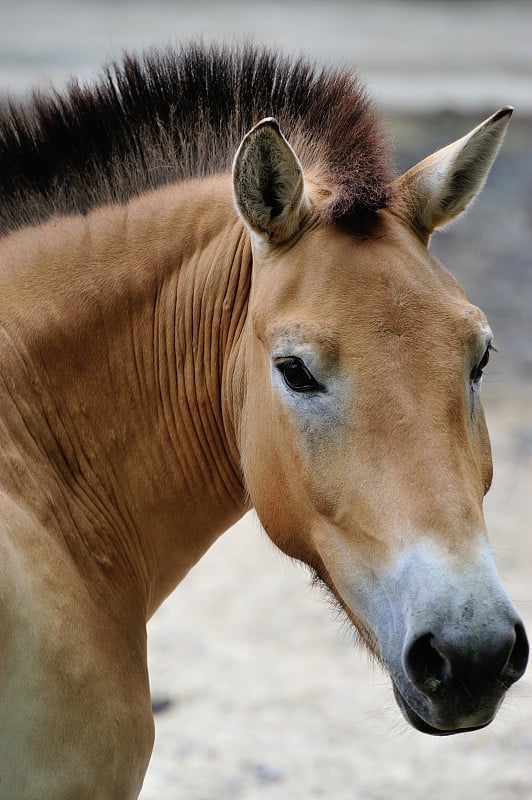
[{"xmin": 0, "ymin": 42, "xmax": 394, "ymax": 236}]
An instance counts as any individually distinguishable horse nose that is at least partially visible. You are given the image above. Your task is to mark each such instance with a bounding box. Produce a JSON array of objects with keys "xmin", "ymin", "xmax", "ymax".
[{"xmin": 404, "ymin": 621, "xmax": 529, "ymax": 698}]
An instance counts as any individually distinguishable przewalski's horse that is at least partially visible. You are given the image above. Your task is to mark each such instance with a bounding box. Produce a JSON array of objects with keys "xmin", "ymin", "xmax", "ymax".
[{"xmin": 0, "ymin": 44, "xmax": 528, "ymax": 798}]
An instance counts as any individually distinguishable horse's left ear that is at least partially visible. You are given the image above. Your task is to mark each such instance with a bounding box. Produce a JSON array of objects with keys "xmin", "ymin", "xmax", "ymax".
[
  {"xmin": 393, "ymin": 107, "xmax": 513, "ymax": 238},
  {"xmin": 233, "ymin": 118, "xmax": 311, "ymax": 244}
]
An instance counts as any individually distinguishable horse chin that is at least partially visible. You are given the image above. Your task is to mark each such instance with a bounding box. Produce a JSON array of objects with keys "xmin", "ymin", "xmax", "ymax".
[{"xmin": 391, "ymin": 684, "xmax": 491, "ymax": 737}]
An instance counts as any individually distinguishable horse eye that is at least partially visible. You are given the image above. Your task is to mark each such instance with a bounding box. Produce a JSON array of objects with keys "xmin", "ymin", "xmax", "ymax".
[
  {"xmin": 471, "ymin": 345, "xmax": 492, "ymax": 384},
  {"xmin": 277, "ymin": 358, "xmax": 324, "ymax": 392}
]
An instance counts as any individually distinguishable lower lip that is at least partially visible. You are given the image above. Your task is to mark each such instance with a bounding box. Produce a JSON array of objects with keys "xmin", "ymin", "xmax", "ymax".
[{"xmin": 392, "ymin": 684, "xmax": 490, "ymax": 737}]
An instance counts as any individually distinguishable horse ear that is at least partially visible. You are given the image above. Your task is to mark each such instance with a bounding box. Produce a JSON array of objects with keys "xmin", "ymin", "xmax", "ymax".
[
  {"xmin": 392, "ymin": 107, "xmax": 513, "ymax": 237},
  {"xmin": 233, "ymin": 118, "xmax": 311, "ymax": 244}
]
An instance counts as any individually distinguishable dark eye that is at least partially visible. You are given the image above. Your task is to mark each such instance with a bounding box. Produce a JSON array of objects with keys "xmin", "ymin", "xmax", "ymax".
[
  {"xmin": 277, "ymin": 357, "xmax": 325, "ymax": 393},
  {"xmin": 470, "ymin": 344, "xmax": 492, "ymax": 384}
]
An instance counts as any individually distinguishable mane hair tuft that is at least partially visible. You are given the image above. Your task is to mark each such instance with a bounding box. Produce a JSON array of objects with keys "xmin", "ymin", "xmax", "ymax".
[{"xmin": 0, "ymin": 42, "xmax": 395, "ymax": 235}]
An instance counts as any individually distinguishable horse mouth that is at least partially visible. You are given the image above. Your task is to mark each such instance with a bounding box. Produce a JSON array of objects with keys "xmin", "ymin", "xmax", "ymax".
[{"xmin": 392, "ymin": 684, "xmax": 491, "ymax": 737}]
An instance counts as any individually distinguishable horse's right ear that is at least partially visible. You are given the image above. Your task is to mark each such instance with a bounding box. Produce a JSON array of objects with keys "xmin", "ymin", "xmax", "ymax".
[{"xmin": 232, "ymin": 118, "xmax": 311, "ymax": 245}]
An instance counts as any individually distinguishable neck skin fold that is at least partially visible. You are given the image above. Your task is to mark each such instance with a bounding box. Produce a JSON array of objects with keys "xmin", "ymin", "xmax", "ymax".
[{"xmin": 0, "ymin": 175, "xmax": 252, "ymax": 619}]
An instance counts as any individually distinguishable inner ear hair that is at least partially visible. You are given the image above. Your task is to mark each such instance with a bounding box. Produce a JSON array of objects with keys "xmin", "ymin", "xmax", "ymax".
[{"xmin": 233, "ymin": 118, "xmax": 310, "ymax": 244}]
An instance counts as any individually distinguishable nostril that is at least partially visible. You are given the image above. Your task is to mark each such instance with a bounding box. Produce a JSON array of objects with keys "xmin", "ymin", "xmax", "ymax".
[
  {"xmin": 404, "ymin": 633, "xmax": 449, "ymax": 695},
  {"xmin": 501, "ymin": 623, "xmax": 529, "ymax": 687}
]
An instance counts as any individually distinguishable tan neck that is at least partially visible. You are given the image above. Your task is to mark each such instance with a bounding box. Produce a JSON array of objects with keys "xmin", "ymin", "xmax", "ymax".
[{"xmin": 0, "ymin": 176, "xmax": 252, "ymax": 617}]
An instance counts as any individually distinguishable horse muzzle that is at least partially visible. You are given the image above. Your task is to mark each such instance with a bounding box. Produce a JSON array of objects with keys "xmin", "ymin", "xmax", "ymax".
[
  {"xmin": 375, "ymin": 541, "xmax": 530, "ymax": 735},
  {"xmin": 339, "ymin": 538, "xmax": 531, "ymax": 735},
  {"xmin": 321, "ymin": 530, "xmax": 529, "ymax": 735},
  {"xmin": 390, "ymin": 618, "xmax": 529, "ymax": 735}
]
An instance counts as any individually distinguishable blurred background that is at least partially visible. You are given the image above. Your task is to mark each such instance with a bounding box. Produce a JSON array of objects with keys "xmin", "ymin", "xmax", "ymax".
[{"xmin": 2, "ymin": 2, "xmax": 530, "ymax": 798}]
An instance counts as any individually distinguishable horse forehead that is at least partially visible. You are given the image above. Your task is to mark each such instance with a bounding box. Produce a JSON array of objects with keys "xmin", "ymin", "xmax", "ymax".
[{"xmin": 258, "ymin": 217, "xmax": 483, "ymax": 341}]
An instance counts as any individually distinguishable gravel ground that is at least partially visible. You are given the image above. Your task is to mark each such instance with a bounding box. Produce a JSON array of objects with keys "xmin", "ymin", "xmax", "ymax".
[{"xmin": 1, "ymin": 3, "xmax": 531, "ymax": 797}]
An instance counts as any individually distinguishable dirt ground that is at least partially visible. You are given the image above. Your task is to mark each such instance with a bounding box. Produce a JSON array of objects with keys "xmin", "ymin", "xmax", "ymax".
[{"xmin": 1, "ymin": 3, "xmax": 531, "ymax": 798}]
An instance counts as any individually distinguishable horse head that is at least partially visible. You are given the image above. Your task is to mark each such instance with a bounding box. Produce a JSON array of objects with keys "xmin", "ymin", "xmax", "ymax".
[{"xmin": 232, "ymin": 109, "xmax": 528, "ymax": 735}]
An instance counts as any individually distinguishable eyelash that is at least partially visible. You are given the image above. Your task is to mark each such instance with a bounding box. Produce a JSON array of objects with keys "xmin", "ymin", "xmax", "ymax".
[{"xmin": 470, "ymin": 343, "xmax": 494, "ymax": 384}]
